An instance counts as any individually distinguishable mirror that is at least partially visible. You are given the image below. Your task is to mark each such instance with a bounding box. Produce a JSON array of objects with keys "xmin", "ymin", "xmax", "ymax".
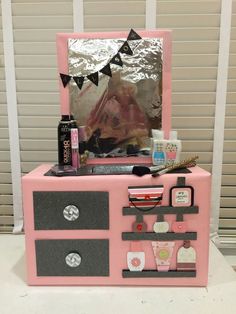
[{"xmin": 57, "ymin": 30, "xmax": 172, "ymax": 160}]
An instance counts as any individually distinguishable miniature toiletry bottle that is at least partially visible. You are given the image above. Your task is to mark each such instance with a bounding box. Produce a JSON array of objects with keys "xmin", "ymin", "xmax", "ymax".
[
  {"xmin": 170, "ymin": 177, "xmax": 194, "ymax": 207},
  {"xmin": 151, "ymin": 130, "xmax": 166, "ymax": 166},
  {"xmin": 152, "ymin": 241, "xmax": 175, "ymax": 272},
  {"xmin": 165, "ymin": 131, "xmax": 181, "ymax": 165},
  {"xmin": 127, "ymin": 242, "xmax": 145, "ymax": 272},
  {"xmin": 132, "ymin": 215, "xmax": 147, "ymax": 233},
  {"xmin": 153, "ymin": 214, "xmax": 169, "ymax": 233},
  {"xmin": 58, "ymin": 115, "xmax": 72, "ymax": 166},
  {"xmin": 70, "ymin": 116, "xmax": 80, "ymax": 169},
  {"xmin": 177, "ymin": 240, "xmax": 196, "ymax": 271}
]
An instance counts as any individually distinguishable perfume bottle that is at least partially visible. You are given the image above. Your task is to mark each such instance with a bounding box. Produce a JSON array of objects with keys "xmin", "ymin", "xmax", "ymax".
[
  {"xmin": 177, "ymin": 240, "xmax": 196, "ymax": 271},
  {"xmin": 170, "ymin": 177, "xmax": 194, "ymax": 207}
]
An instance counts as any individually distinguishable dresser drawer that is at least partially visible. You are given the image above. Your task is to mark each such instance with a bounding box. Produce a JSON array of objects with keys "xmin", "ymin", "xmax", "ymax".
[
  {"xmin": 35, "ymin": 239, "xmax": 109, "ymax": 276},
  {"xmin": 33, "ymin": 191, "xmax": 109, "ymax": 230}
]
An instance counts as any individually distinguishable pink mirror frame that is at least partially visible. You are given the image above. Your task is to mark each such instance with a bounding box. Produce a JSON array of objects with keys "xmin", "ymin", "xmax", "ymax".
[{"xmin": 56, "ymin": 30, "xmax": 172, "ymax": 138}]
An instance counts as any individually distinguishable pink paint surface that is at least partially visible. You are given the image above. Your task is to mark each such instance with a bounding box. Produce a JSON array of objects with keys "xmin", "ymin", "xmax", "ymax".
[
  {"xmin": 56, "ymin": 30, "xmax": 172, "ymax": 139},
  {"xmin": 23, "ymin": 164, "xmax": 211, "ymax": 286}
]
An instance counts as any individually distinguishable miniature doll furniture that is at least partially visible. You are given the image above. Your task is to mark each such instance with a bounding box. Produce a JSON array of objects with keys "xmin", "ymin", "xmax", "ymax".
[{"xmin": 22, "ymin": 30, "xmax": 211, "ymax": 286}]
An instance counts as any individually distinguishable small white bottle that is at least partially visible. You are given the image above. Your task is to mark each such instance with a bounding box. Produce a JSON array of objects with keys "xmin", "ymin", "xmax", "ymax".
[
  {"xmin": 165, "ymin": 131, "xmax": 181, "ymax": 165},
  {"xmin": 127, "ymin": 242, "xmax": 145, "ymax": 272},
  {"xmin": 151, "ymin": 130, "xmax": 166, "ymax": 166}
]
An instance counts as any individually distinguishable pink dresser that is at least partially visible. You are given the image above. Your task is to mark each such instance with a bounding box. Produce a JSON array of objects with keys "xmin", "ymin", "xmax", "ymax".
[{"xmin": 22, "ymin": 164, "xmax": 211, "ymax": 286}]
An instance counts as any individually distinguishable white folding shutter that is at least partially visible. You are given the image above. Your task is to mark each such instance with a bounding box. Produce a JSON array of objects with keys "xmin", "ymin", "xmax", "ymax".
[
  {"xmin": 219, "ymin": 2, "xmax": 236, "ymax": 239},
  {"xmin": 11, "ymin": 0, "xmax": 73, "ymax": 175},
  {"xmin": 155, "ymin": 0, "xmax": 221, "ymax": 172},
  {"xmin": 83, "ymin": 0, "xmax": 146, "ymax": 31},
  {"xmin": 0, "ymin": 0, "xmax": 14, "ymax": 233}
]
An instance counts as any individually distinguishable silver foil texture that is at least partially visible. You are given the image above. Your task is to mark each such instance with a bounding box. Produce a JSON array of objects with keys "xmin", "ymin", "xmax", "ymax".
[{"xmin": 68, "ymin": 37, "xmax": 163, "ymax": 157}]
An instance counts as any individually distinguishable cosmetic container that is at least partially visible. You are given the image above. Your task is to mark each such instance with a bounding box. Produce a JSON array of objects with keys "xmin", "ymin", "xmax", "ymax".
[
  {"xmin": 58, "ymin": 115, "xmax": 72, "ymax": 166},
  {"xmin": 151, "ymin": 130, "xmax": 166, "ymax": 165},
  {"xmin": 165, "ymin": 131, "xmax": 181, "ymax": 165}
]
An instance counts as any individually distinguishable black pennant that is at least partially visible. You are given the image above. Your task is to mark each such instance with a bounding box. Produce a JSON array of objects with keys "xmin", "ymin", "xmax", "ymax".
[
  {"xmin": 127, "ymin": 28, "xmax": 142, "ymax": 41},
  {"xmin": 119, "ymin": 41, "xmax": 133, "ymax": 55},
  {"xmin": 110, "ymin": 53, "xmax": 123, "ymax": 67},
  {"xmin": 100, "ymin": 63, "xmax": 112, "ymax": 77},
  {"xmin": 60, "ymin": 73, "xmax": 71, "ymax": 88},
  {"xmin": 73, "ymin": 76, "xmax": 85, "ymax": 90},
  {"xmin": 87, "ymin": 72, "xmax": 99, "ymax": 86}
]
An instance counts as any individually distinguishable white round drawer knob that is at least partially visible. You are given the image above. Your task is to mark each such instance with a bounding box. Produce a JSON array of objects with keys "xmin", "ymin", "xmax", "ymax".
[
  {"xmin": 63, "ymin": 205, "xmax": 79, "ymax": 221},
  {"xmin": 65, "ymin": 252, "xmax": 82, "ymax": 268}
]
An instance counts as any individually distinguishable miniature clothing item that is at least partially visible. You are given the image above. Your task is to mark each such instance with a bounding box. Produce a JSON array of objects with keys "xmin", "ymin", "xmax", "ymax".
[{"xmin": 177, "ymin": 245, "xmax": 196, "ymax": 270}]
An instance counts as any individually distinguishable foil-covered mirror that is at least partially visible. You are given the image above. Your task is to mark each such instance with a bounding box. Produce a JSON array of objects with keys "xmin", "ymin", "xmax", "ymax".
[{"xmin": 57, "ymin": 30, "xmax": 172, "ymax": 160}]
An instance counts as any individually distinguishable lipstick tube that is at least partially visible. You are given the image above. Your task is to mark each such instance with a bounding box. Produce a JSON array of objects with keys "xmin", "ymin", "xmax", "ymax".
[{"xmin": 71, "ymin": 119, "xmax": 80, "ymax": 169}]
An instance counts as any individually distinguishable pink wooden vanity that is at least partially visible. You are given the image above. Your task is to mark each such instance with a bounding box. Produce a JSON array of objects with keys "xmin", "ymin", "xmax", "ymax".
[{"xmin": 22, "ymin": 164, "xmax": 210, "ymax": 286}]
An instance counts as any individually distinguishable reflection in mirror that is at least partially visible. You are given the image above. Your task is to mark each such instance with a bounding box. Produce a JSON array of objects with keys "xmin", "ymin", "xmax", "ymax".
[{"xmin": 68, "ymin": 38, "xmax": 163, "ymax": 158}]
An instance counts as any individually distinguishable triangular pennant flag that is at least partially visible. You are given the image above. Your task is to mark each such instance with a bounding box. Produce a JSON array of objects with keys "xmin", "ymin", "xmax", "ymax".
[
  {"xmin": 110, "ymin": 53, "xmax": 123, "ymax": 67},
  {"xmin": 119, "ymin": 41, "xmax": 133, "ymax": 55},
  {"xmin": 60, "ymin": 73, "xmax": 71, "ymax": 88},
  {"xmin": 73, "ymin": 76, "xmax": 85, "ymax": 90},
  {"xmin": 127, "ymin": 29, "xmax": 142, "ymax": 41},
  {"xmin": 100, "ymin": 63, "xmax": 112, "ymax": 77},
  {"xmin": 87, "ymin": 72, "xmax": 99, "ymax": 86}
]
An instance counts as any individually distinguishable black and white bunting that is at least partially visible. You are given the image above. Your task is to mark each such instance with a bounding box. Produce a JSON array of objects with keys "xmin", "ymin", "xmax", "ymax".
[
  {"xmin": 73, "ymin": 76, "xmax": 84, "ymax": 90},
  {"xmin": 59, "ymin": 29, "xmax": 142, "ymax": 89},
  {"xmin": 119, "ymin": 41, "xmax": 133, "ymax": 55},
  {"xmin": 127, "ymin": 28, "xmax": 142, "ymax": 41},
  {"xmin": 100, "ymin": 63, "xmax": 112, "ymax": 77},
  {"xmin": 87, "ymin": 72, "xmax": 99, "ymax": 86},
  {"xmin": 110, "ymin": 53, "xmax": 123, "ymax": 67},
  {"xmin": 60, "ymin": 73, "xmax": 71, "ymax": 87}
]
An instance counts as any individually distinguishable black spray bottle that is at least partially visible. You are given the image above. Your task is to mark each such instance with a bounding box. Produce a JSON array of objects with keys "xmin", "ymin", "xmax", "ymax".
[{"xmin": 58, "ymin": 115, "xmax": 72, "ymax": 166}]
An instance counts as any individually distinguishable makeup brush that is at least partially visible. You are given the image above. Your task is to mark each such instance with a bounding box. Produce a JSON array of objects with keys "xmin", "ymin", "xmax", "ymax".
[
  {"xmin": 132, "ymin": 164, "xmax": 166, "ymax": 176},
  {"xmin": 152, "ymin": 156, "xmax": 199, "ymax": 177}
]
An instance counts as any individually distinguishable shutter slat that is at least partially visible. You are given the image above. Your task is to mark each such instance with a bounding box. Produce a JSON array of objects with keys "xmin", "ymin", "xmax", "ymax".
[
  {"xmin": 0, "ymin": 185, "xmax": 12, "ymax": 194},
  {"xmin": 0, "ymin": 204, "xmax": 13, "ymax": 216},
  {"xmin": 16, "ymin": 93, "xmax": 59, "ymax": 104},
  {"xmin": 220, "ymin": 208, "xmax": 236, "ymax": 218},
  {"xmin": 18, "ymin": 105, "xmax": 59, "ymax": 116},
  {"xmin": 221, "ymin": 198, "xmax": 236, "ymax": 208},
  {"xmin": 20, "ymin": 139, "xmax": 56, "ymax": 151},
  {"xmin": 222, "ymin": 165, "xmax": 236, "ymax": 175},
  {"xmin": 20, "ymin": 128, "xmax": 56, "ymax": 139},
  {"xmin": 173, "ymin": 67, "xmax": 217, "ymax": 80},
  {"xmin": 219, "ymin": 219, "xmax": 236, "ymax": 229},
  {"xmin": 0, "ymin": 162, "xmax": 11, "ymax": 173},
  {"xmin": 173, "ymin": 117, "xmax": 214, "ymax": 128},
  {"xmin": 222, "ymin": 175, "xmax": 236, "ymax": 186},
  {"xmin": 0, "ymin": 173, "xmax": 12, "ymax": 184},
  {"xmin": 0, "ymin": 215, "xmax": 14, "ymax": 225},
  {"xmin": 221, "ymin": 187, "xmax": 236, "ymax": 197},
  {"xmin": 13, "ymin": 16, "xmax": 73, "ymax": 29},
  {"xmin": 15, "ymin": 68, "xmax": 57, "ymax": 80},
  {"xmin": 12, "ymin": 3, "xmax": 73, "ymax": 16},
  {"xmin": 0, "ymin": 140, "xmax": 9, "ymax": 150}
]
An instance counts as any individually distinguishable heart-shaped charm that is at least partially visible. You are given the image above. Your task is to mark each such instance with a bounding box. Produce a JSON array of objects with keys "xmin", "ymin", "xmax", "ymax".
[{"xmin": 153, "ymin": 221, "xmax": 169, "ymax": 233}]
